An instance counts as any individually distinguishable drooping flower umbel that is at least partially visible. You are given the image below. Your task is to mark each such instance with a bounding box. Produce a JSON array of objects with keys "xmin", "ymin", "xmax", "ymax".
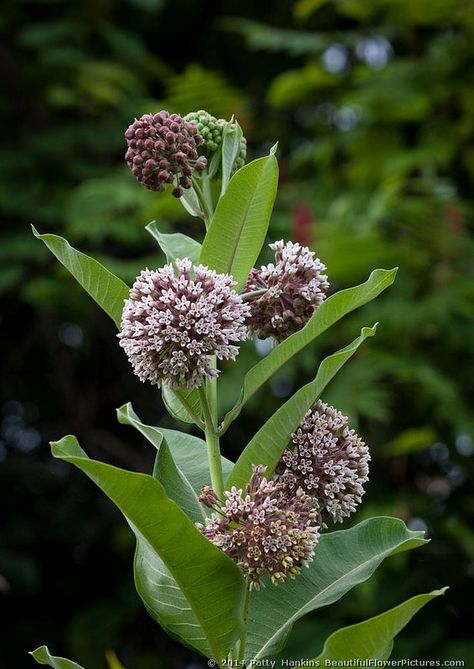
[
  {"xmin": 276, "ymin": 401, "xmax": 370, "ymax": 524},
  {"xmin": 197, "ymin": 465, "xmax": 319, "ymax": 589},
  {"xmin": 118, "ymin": 259, "xmax": 250, "ymax": 389},
  {"xmin": 184, "ymin": 110, "xmax": 247, "ymax": 170},
  {"xmin": 244, "ymin": 240, "xmax": 329, "ymax": 343},
  {"xmin": 124, "ymin": 111, "xmax": 207, "ymax": 197}
]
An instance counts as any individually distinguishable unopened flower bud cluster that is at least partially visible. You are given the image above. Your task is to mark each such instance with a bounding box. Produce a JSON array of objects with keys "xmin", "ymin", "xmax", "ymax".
[{"xmin": 125, "ymin": 111, "xmax": 207, "ymax": 197}]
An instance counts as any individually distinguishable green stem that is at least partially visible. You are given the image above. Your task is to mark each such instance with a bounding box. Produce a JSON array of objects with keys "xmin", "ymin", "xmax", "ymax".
[
  {"xmin": 198, "ymin": 386, "xmax": 224, "ymax": 498},
  {"xmin": 240, "ymin": 288, "xmax": 268, "ymax": 302},
  {"xmin": 238, "ymin": 584, "xmax": 251, "ymax": 665}
]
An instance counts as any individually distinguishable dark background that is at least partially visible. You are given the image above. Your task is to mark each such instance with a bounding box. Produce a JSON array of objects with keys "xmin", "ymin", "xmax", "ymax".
[{"xmin": 1, "ymin": 0, "xmax": 474, "ymax": 667}]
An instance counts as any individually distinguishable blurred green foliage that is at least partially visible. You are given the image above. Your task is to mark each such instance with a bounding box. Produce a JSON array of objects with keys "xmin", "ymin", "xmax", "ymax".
[{"xmin": 1, "ymin": 0, "xmax": 473, "ymax": 667}]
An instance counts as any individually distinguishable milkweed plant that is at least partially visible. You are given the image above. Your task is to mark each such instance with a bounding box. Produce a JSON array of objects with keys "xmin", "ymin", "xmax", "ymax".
[{"xmin": 30, "ymin": 110, "xmax": 446, "ymax": 669}]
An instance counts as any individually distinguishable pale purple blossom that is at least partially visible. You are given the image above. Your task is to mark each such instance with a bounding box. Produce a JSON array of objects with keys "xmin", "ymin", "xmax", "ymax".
[
  {"xmin": 118, "ymin": 259, "xmax": 250, "ymax": 389},
  {"xmin": 197, "ymin": 465, "xmax": 319, "ymax": 589},
  {"xmin": 276, "ymin": 401, "xmax": 370, "ymax": 524},
  {"xmin": 245, "ymin": 240, "xmax": 329, "ymax": 342}
]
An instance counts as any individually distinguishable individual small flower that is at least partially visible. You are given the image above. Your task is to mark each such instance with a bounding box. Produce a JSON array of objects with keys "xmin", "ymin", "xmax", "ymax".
[
  {"xmin": 183, "ymin": 110, "xmax": 247, "ymax": 170},
  {"xmin": 244, "ymin": 240, "xmax": 329, "ymax": 343},
  {"xmin": 118, "ymin": 259, "xmax": 250, "ymax": 389},
  {"xmin": 276, "ymin": 401, "xmax": 370, "ymax": 524},
  {"xmin": 124, "ymin": 111, "xmax": 207, "ymax": 196},
  {"xmin": 196, "ymin": 465, "xmax": 319, "ymax": 589}
]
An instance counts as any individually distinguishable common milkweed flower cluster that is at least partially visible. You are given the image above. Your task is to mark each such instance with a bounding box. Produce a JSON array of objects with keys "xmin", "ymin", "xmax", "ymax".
[
  {"xmin": 245, "ymin": 240, "xmax": 329, "ymax": 342},
  {"xmin": 184, "ymin": 110, "xmax": 247, "ymax": 170},
  {"xmin": 276, "ymin": 400, "xmax": 370, "ymax": 524},
  {"xmin": 118, "ymin": 259, "xmax": 249, "ymax": 389},
  {"xmin": 125, "ymin": 111, "xmax": 207, "ymax": 197},
  {"xmin": 197, "ymin": 465, "xmax": 320, "ymax": 589}
]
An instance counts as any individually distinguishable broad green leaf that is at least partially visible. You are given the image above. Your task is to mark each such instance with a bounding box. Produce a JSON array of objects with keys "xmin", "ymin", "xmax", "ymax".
[
  {"xmin": 246, "ymin": 517, "xmax": 428, "ymax": 662},
  {"xmin": 51, "ymin": 435, "xmax": 244, "ymax": 661},
  {"xmin": 146, "ymin": 221, "xmax": 202, "ymax": 264},
  {"xmin": 161, "ymin": 385, "xmax": 202, "ymax": 425},
  {"xmin": 117, "ymin": 403, "xmax": 235, "ymax": 656},
  {"xmin": 29, "ymin": 646, "xmax": 84, "ymax": 669},
  {"xmin": 221, "ymin": 268, "xmax": 397, "ymax": 432},
  {"xmin": 116, "ymin": 402, "xmax": 233, "ymax": 492},
  {"xmin": 154, "ymin": 438, "xmax": 206, "ymax": 523},
  {"xmin": 32, "ymin": 226, "xmax": 129, "ymax": 328},
  {"xmin": 220, "ymin": 120, "xmax": 244, "ymax": 194},
  {"xmin": 226, "ymin": 325, "xmax": 377, "ymax": 490},
  {"xmin": 200, "ymin": 152, "xmax": 279, "ymax": 289},
  {"xmin": 310, "ymin": 587, "xmax": 447, "ymax": 664}
]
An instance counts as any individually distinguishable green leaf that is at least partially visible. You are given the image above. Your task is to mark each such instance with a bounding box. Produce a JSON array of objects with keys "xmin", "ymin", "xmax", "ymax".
[
  {"xmin": 161, "ymin": 385, "xmax": 203, "ymax": 425},
  {"xmin": 116, "ymin": 402, "xmax": 233, "ymax": 492},
  {"xmin": 116, "ymin": 402, "xmax": 236, "ymax": 656},
  {"xmin": 246, "ymin": 517, "xmax": 428, "ymax": 662},
  {"xmin": 311, "ymin": 587, "xmax": 447, "ymax": 664},
  {"xmin": 146, "ymin": 221, "xmax": 202, "ymax": 264},
  {"xmin": 221, "ymin": 268, "xmax": 397, "ymax": 432},
  {"xmin": 32, "ymin": 226, "xmax": 129, "ymax": 328},
  {"xmin": 226, "ymin": 324, "xmax": 377, "ymax": 490},
  {"xmin": 154, "ymin": 438, "xmax": 206, "ymax": 523},
  {"xmin": 200, "ymin": 152, "xmax": 279, "ymax": 289},
  {"xmin": 220, "ymin": 119, "xmax": 244, "ymax": 194},
  {"xmin": 29, "ymin": 646, "xmax": 84, "ymax": 669},
  {"xmin": 51, "ymin": 435, "xmax": 244, "ymax": 661}
]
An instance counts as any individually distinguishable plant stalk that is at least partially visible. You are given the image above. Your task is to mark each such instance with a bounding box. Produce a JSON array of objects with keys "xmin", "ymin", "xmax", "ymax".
[
  {"xmin": 240, "ymin": 288, "xmax": 267, "ymax": 301},
  {"xmin": 198, "ymin": 385, "xmax": 224, "ymax": 499},
  {"xmin": 238, "ymin": 584, "xmax": 251, "ymax": 665}
]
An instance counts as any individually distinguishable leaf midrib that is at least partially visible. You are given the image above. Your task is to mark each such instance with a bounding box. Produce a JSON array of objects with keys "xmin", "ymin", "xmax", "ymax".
[{"xmin": 225, "ymin": 170, "xmax": 262, "ymax": 277}]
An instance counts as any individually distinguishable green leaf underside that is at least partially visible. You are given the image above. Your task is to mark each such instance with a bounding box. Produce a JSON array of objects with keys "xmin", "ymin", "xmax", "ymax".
[
  {"xmin": 226, "ymin": 324, "xmax": 377, "ymax": 490},
  {"xmin": 222, "ymin": 268, "xmax": 397, "ymax": 431},
  {"xmin": 161, "ymin": 385, "xmax": 202, "ymax": 425},
  {"xmin": 29, "ymin": 646, "xmax": 84, "ymax": 669},
  {"xmin": 32, "ymin": 226, "xmax": 129, "ymax": 328},
  {"xmin": 146, "ymin": 222, "xmax": 202, "ymax": 265},
  {"xmin": 245, "ymin": 517, "xmax": 428, "ymax": 662},
  {"xmin": 154, "ymin": 439, "xmax": 206, "ymax": 523},
  {"xmin": 200, "ymin": 153, "xmax": 279, "ymax": 289},
  {"xmin": 310, "ymin": 587, "xmax": 447, "ymax": 664},
  {"xmin": 51, "ymin": 435, "xmax": 244, "ymax": 661},
  {"xmin": 116, "ymin": 402, "xmax": 233, "ymax": 493}
]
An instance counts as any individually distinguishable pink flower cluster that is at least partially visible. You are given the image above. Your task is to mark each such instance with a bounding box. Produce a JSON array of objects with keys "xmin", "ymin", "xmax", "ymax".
[
  {"xmin": 118, "ymin": 259, "xmax": 249, "ymax": 389},
  {"xmin": 276, "ymin": 401, "xmax": 370, "ymax": 524},
  {"xmin": 245, "ymin": 240, "xmax": 329, "ymax": 343},
  {"xmin": 197, "ymin": 465, "xmax": 319, "ymax": 589}
]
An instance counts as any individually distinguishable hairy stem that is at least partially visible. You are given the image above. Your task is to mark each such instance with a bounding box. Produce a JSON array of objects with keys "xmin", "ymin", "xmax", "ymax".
[
  {"xmin": 198, "ymin": 385, "xmax": 224, "ymax": 498},
  {"xmin": 238, "ymin": 584, "xmax": 251, "ymax": 665}
]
